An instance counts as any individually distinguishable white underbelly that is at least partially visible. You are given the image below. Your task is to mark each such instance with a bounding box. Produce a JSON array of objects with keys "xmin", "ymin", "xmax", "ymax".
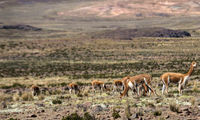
[{"xmin": 128, "ymin": 81, "xmax": 134, "ymax": 89}]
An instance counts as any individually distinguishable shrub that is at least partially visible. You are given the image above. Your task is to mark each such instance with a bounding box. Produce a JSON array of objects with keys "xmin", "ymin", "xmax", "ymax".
[
  {"xmin": 12, "ymin": 93, "xmax": 20, "ymax": 101},
  {"xmin": 52, "ymin": 99, "xmax": 62, "ymax": 104},
  {"xmin": 83, "ymin": 112, "xmax": 95, "ymax": 120},
  {"xmin": 112, "ymin": 109, "xmax": 121, "ymax": 119},
  {"xmin": 146, "ymin": 102, "xmax": 155, "ymax": 108},
  {"xmin": 125, "ymin": 103, "xmax": 131, "ymax": 119},
  {"xmin": 0, "ymin": 93, "xmax": 12, "ymax": 102},
  {"xmin": 190, "ymin": 97, "xmax": 196, "ymax": 106},
  {"xmin": 60, "ymin": 82, "xmax": 67, "ymax": 87},
  {"xmin": 62, "ymin": 113, "xmax": 83, "ymax": 120},
  {"xmin": 38, "ymin": 95, "xmax": 45, "ymax": 100},
  {"xmin": 52, "ymin": 89, "xmax": 62, "ymax": 95},
  {"xmin": 21, "ymin": 92, "xmax": 33, "ymax": 101},
  {"xmin": 76, "ymin": 93, "xmax": 83, "ymax": 97},
  {"xmin": 192, "ymin": 81, "xmax": 198, "ymax": 92},
  {"xmin": 153, "ymin": 110, "xmax": 162, "ymax": 116},
  {"xmin": 8, "ymin": 118, "xmax": 19, "ymax": 120},
  {"xmin": 137, "ymin": 109, "xmax": 144, "ymax": 116},
  {"xmin": 62, "ymin": 112, "xmax": 94, "ymax": 120},
  {"xmin": 169, "ymin": 103, "xmax": 180, "ymax": 113}
]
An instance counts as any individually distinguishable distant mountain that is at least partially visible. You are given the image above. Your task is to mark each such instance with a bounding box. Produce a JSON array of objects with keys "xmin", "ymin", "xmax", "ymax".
[
  {"xmin": 1, "ymin": 0, "xmax": 200, "ymax": 18},
  {"xmin": 54, "ymin": 0, "xmax": 200, "ymax": 18},
  {"xmin": 1, "ymin": 0, "xmax": 200, "ymax": 32}
]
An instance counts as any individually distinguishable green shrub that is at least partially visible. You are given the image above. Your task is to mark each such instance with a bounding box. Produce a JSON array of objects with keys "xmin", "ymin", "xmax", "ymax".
[
  {"xmin": 62, "ymin": 113, "xmax": 83, "ymax": 120},
  {"xmin": 52, "ymin": 99, "xmax": 62, "ymax": 104},
  {"xmin": 8, "ymin": 118, "xmax": 19, "ymax": 120},
  {"xmin": 62, "ymin": 112, "xmax": 94, "ymax": 120},
  {"xmin": 112, "ymin": 109, "xmax": 121, "ymax": 119},
  {"xmin": 83, "ymin": 112, "xmax": 95, "ymax": 120},
  {"xmin": 153, "ymin": 110, "xmax": 162, "ymax": 116}
]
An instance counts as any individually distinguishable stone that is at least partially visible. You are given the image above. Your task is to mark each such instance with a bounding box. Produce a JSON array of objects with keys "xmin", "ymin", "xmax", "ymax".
[{"xmin": 31, "ymin": 114, "xmax": 37, "ymax": 118}]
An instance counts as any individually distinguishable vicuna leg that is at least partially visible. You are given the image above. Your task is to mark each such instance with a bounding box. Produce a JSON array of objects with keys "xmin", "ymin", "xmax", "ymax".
[
  {"xmin": 137, "ymin": 85, "xmax": 140, "ymax": 96},
  {"xmin": 162, "ymin": 84, "xmax": 165, "ymax": 95},
  {"xmin": 113, "ymin": 85, "xmax": 116, "ymax": 93},
  {"xmin": 120, "ymin": 83, "xmax": 129, "ymax": 97},
  {"xmin": 93, "ymin": 86, "xmax": 95, "ymax": 93},
  {"xmin": 69, "ymin": 89, "xmax": 72, "ymax": 94},
  {"xmin": 165, "ymin": 84, "xmax": 169, "ymax": 94},
  {"xmin": 178, "ymin": 83, "xmax": 182, "ymax": 95},
  {"xmin": 143, "ymin": 84, "xmax": 148, "ymax": 96}
]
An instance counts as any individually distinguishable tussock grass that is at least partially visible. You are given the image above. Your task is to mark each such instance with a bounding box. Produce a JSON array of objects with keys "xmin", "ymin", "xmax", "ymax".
[
  {"xmin": 12, "ymin": 93, "xmax": 20, "ymax": 101},
  {"xmin": 192, "ymin": 81, "xmax": 199, "ymax": 92},
  {"xmin": 153, "ymin": 110, "xmax": 162, "ymax": 116},
  {"xmin": 112, "ymin": 108, "xmax": 121, "ymax": 119},
  {"xmin": 0, "ymin": 93, "xmax": 12, "ymax": 102},
  {"xmin": 21, "ymin": 92, "xmax": 33, "ymax": 101},
  {"xmin": 38, "ymin": 95, "xmax": 45, "ymax": 100},
  {"xmin": 169, "ymin": 102, "xmax": 180, "ymax": 113},
  {"xmin": 52, "ymin": 99, "xmax": 62, "ymax": 104},
  {"xmin": 190, "ymin": 97, "xmax": 196, "ymax": 106}
]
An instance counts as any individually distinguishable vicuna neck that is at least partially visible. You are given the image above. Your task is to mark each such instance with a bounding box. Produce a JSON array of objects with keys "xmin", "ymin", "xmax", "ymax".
[{"xmin": 185, "ymin": 64, "xmax": 194, "ymax": 76}]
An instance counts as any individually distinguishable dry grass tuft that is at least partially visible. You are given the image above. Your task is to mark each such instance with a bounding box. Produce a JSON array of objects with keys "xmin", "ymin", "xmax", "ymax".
[
  {"xmin": 190, "ymin": 97, "xmax": 196, "ymax": 106},
  {"xmin": 0, "ymin": 93, "xmax": 12, "ymax": 102},
  {"xmin": 153, "ymin": 110, "xmax": 162, "ymax": 116},
  {"xmin": 38, "ymin": 94, "xmax": 45, "ymax": 100},
  {"xmin": 21, "ymin": 92, "xmax": 34, "ymax": 101},
  {"xmin": 169, "ymin": 102, "xmax": 180, "ymax": 113},
  {"xmin": 192, "ymin": 81, "xmax": 198, "ymax": 92},
  {"xmin": 125, "ymin": 100, "xmax": 131, "ymax": 119},
  {"xmin": 12, "ymin": 93, "xmax": 20, "ymax": 101}
]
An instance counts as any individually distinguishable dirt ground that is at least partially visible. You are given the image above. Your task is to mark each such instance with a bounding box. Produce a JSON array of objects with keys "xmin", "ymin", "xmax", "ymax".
[{"xmin": 0, "ymin": 80, "xmax": 200, "ymax": 120}]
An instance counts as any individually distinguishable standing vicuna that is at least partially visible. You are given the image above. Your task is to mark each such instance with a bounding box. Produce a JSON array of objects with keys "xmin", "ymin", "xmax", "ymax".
[
  {"xmin": 31, "ymin": 85, "xmax": 40, "ymax": 96},
  {"xmin": 161, "ymin": 61, "xmax": 197, "ymax": 95},
  {"xmin": 120, "ymin": 74, "xmax": 157, "ymax": 98}
]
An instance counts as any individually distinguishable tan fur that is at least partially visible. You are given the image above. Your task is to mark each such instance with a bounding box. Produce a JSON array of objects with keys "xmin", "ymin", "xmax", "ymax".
[
  {"xmin": 161, "ymin": 61, "xmax": 197, "ymax": 95},
  {"xmin": 120, "ymin": 74, "xmax": 156, "ymax": 98},
  {"xmin": 91, "ymin": 80, "xmax": 105, "ymax": 92},
  {"xmin": 113, "ymin": 76, "xmax": 130, "ymax": 93},
  {"xmin": 113, "ymin": 79, "xmax": 123, "ymax": 92}
]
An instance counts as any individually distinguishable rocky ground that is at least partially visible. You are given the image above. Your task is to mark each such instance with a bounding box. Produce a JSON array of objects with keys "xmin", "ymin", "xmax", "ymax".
[{"xmin": 0, "ymin": 82, "xmax": 200, "ymax": 120}]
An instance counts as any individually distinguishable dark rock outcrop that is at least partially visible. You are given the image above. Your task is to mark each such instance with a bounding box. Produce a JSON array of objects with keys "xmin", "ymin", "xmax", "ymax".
[
  {"xmin": 0, "ymin": 24, "xmax": 42, "ymax": 31},
  {"xmin": 92, "ymin": 27, "xmax": 191, "ymax": 40}
]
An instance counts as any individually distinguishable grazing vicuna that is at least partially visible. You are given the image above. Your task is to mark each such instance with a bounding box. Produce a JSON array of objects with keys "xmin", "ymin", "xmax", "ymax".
[
  {"xmin": 68, "ymin": 83, "xmax": 80, "ymax": 94},
  {"xmin": 120, "ymin": 74, "xmax": 156, "ymax": 98},
  {"xmin": 31, "ymin": 85, "xmax": 40, "ymax": 96},
  {"xmin": 113, "ymin": 79, "xmax": 123, "ymax": 92},
  {"xmin": 91, "ymin": 80, "xmax": 106, "ymax": 92},
  {"xmin": 161, "ymin": 61, "xmax": 197, "ymax": 95},
  {"xmin": 113, "ymin": 76, "xmax": 130, "ymax": 93}
]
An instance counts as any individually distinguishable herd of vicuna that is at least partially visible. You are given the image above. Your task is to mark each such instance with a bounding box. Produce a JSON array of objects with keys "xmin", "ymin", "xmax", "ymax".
[{"xmin": 31, "ymin": 61, "xmax": 197, "ymax": 98}]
